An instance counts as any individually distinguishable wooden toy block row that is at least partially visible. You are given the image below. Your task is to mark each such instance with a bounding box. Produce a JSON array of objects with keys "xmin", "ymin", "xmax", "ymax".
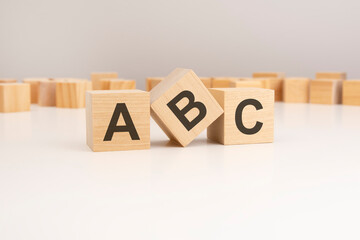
[
  {"xmin": 316, "ymin": 72, "xmax": 346, "ymax": 80},
  {"xmin": 310, "ymin": 79, "xmax": 342, "ymax": 104},
  {"xmin": 100, "ymin": 79, "xmax": 136, "ymax": 90},
  {"xmin": 343, "ymin": 80, "xmax": 360, "ymax": 106},
  {"xmin": 0, "ymin": 79, "xmax": 17, "ymax": 83},
  {"xmin": 147, "ymin": 77, "xmax": 231, "ymax": 91},
  {"xmin": 91, "ymin": 72, "xmax": 118, "ymax": 90},
  {"xmin": 0, "ymin": 83, "xmax": 31, "ymax": 113}
]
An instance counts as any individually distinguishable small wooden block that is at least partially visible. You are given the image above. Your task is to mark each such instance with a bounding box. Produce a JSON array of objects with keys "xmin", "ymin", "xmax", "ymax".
[
  {"xmin": 207, "ymin": 88, "xmax": 274, "ymax": 145},
  {"xmin": 38, "ymin": 80, "xmax": 57, "ymax": 107},
  {"xmin": 283, "ymin": 78, "xmax": 310, "ymax": 103},
  {"xmin": 146, "ymin": 77, "xmax": 164, "ymax": 91},
  {"xmin": 150, "ymin": 68, "xmax": 223, "ymax": 147},
  {"xmin": 91, "ymin": 72, "xmax": 118, "ymax": 90},
  {"xmin": 343, "ymin": 80, "xmax": 360, "ymax": 106},
  {"xmin": 0, "ymin": 79, "xmax": 17, "ymax": 83},
  {"xmin": 150, "ymin": 78, "xmax": 163, "ymax": 90},
  {"xmin": 253, "ymin": 72, "xmax": 285, "ymax": 78},
  {"xmin": 262, "ymin": 78, "xmax": 284, "ymax": 102},
  {"xmin": 310, "ymin": 79, "xmax": 342, "ymax": 104},
  {"xmin": 212, "ymin": 77, "xmax": 238, "ymax": 88},
  {"xmin": 316, "ymin": 72, "xmax": 346, "ymax": 80},
  {"xmin": 199, "ymin": 77, "xmax": 212, "ymax": 88},
  {"xmin": 23, "ymin": 78, "xmax": 49, "ymax": 104},
  {"xmin": 86, "ymin": 90, "xmax": 150, "ymax": 152},
  {"xmin": 56, "ymin": 80, "xmax": 88, "ymax": 108},
  {"xmin": 100, "ymin": 79, "xmax": 136, "ymax": 90},
  {"xmin": 0, "ymin": 83, "xmax": 31, "ymax": 113},
  {"xmin": 230, "ymin": 79, "xmax": 265, "ymax": 88}
]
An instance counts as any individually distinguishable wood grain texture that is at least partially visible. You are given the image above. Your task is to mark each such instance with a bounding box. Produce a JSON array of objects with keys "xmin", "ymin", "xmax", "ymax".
[
  {"xmin": 283, "ymin": 78, "xmax": 310, "ymax": 103},
  {"xmin": 262, "ymin": 78, "xmax": 284, "ymax": 102},
  {"xmin": 100, "ymin": 79, "xmax": 136, "ymax": 90},
  {"xmin": 23, "ymin": 78, "xmax": 49, "ymax": 104},
  {"xmin": 0, "ymin": 79, "xmax": 17, "ymax": 83},
  {"xmin": 253, "ymin": 72, "xmax": 285, "ymax": 78},
  {"xmin": 212, "ymin": 77, "xmax": 238, "ymax": 88},
  {"xmin": 56, "ymin": 80, "xmax": 89, "ymax": 108},
  {"xmin": 316, "ymin": 72, "xmax": 346, "ymax": 80},
  {"xmin": 91, "ymin": 72, "xmax": 118, "ymax": 90},
  {"xmin": 207, "ymin": 88, "xmax": 274, "ymax": 145},
  {"xmin": 343, "ymin": 80, "xmax": 360, "ymax": 106},
  {"xmin": 230, "ymin": 79, "xmax": 265, "ymax": 88},
  {"xmin": 0, "ymin": 83, "xmax": 31, "ymax": 113},
  {"xmin": 146, "ymin": 77, "xmax": 164, "ymax": 91},
  {"xmin": 86, "ymin": 90, "xmax": 150, "ymax": 152},
  {"xmin": 38, "ymin": 80, "xmax": 57, "ymax": 107},
  {"xmin": 150, "ymin": 68, "xmax": 223, "ymax": 147},
  {"xmin": 310, "ymin": 79, "xmax": 342, "ymax": 104}
]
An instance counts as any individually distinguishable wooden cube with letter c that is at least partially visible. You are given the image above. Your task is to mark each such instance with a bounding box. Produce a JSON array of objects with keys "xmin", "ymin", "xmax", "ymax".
[
  {"xmin": 150, "ymin": 68, "xmax": 223, "ymax": 147},
  {"xmin": 86, "ymin": 90, "xmax": 150, "ymax": 152},
  {"xmin": 207, "ymin": 88, "xmax": 274, "ymax": 145}
]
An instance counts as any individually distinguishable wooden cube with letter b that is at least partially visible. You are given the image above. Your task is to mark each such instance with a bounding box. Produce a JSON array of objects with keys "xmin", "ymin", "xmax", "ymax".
[
  {"xmin": 86, "ymin": 90, "xmax": 150, "ymax": 152},
  {"xmin": 207, "ymin": 88, "xmax": 274, "ymax": 145},
  {"xmin": 150, "ymin": 68, "xmax": 223, "ymax": 147}
]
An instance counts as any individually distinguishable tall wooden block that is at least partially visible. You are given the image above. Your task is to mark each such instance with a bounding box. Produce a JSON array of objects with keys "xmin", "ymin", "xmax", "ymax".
[
  {"xmin": 91, "ymin": 72, "xmax": 118, "ymax": 90},
  {"xmin": 23, "ymin": 78, "xmax": 49, "ymax": 104},
  {"xmin": 86, "ymin": 90, "xmax": 150, "ymax": 152},
  {"xmin": 38, "ymin": 80, "xmax": 56, "ymax": 107},
  {"xmin": 0, "ymin": 79, "xmax": 17, "ymax": 83},
  {"xmin": 310, "ymin": 79, "xmax": 342, "ymax": 104},
  {"xmin": 146, "ymin": 77, "xmax": 164, "ymax": 91},
  {"xmin": 0, "ymin": 83, "xmax": 31, "ymax": 113},
  {"xmin": 207, "ymin": 88, "xmax": 274, "ymax": 145},
  {"xmin": 343, "ymin": 80, "xmax": 360, "ymax": 106},
  {"xmin": 230, "ymin": 79, "xmax": 265, "ymax": 88},
  {"xmin": 253, "ymin": 72, "xmax": 285, "ymax": 78},
  {"xmin": 283, "ymin": 78, "xmax": 310, "ymax": 103},
  {"xmin": 316, "ymin": 72, "xmax": 346, "ymax": 80},
  {"xmin": 212, "ymin": 77, "xmax": 238, "ymax": 88},
  {"xmin": 56, "ymin": 80, "xmax": 88, "ymax": 108},
  {"xmin": 199, "ymin": 77, "xmax": 212, "ymax": 88},
  {"xmin": 150, "ymin": 68, "xmax": 223, "ymax": 147},
  {"xmin": 100, "ymin": 79, "xmax": 136, "ymax": 90}
]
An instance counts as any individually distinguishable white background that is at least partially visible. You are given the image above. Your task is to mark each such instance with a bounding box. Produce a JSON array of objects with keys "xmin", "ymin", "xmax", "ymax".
[
  {"xmin": 1, "ymin": 0, "xmax": 360, "ymax": 89},
  {"xmin": 0, "ymin": 103, "xmax": 360, "ymax": 239}
]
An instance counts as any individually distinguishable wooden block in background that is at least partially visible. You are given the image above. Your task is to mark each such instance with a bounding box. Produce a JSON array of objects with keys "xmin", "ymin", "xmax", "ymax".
[
  {"xmin": 262, "ymin": 78, "xmax": 284, "ymax": 102},
  {"xmin": 0, "ymin": 79, "xmax": 17, "ymax": 83},
  {"xmin": 253, "ymin": 72, "xmax": 285, "ymax": 78},
  {"xmin": 283, "ymin": 78, "xmax": 310, "ymax": 103},
  {"xmin": 310, "ymin": 79, "xmax": 342, "ymax": 104},
  {"xmin": 23, "ymin": 78, "xmax": 49, "ymax": 104},
  {"xmin": 150, "ymin": 68, "xmax": 223, "ymax": 147},
  {"xmin": 316, "ymin": 72, "xmax": 346, "ymax": 80},
  {"xmin": 91, "ymin": 72, "xmax": 118, "ymax": 90},
  {"xmin": 0, "ymin": 83, "xmax": 31, "ymax": 113},
  {"xmin": 86, "ymin": 90, "xmax": 150, "ymax": 152},
  {"xmin": 212, "ymin": 77, "xmax": 238, "ymax": 88},
  {"xmin": 199, "ymin": 77, "xmax": 212, "ymax": 88},
  {"xmin": 100, "ymin": 79, "xmax": 136, "ymax": 90},
  {"xmin": 343, "ymin": 80, "xmax": 360, "ymax": 106},
  {"xmin": 56, "ymin": 80, "xmax": 88, "ymax": 108},
  {"xmin": 146, "ymin": 77, "xmax": 164, "ymax": 91},
  {"xmin": 207, "ymin": 88, "xmax": 274, "ymax": 145},
  {"xmin": 38, "ymin": 80, "xmax": 57, "ymax": 107},
  {"xmin": 230, "ymin": 79, "xmax": 265, "ymax": 88},
  {"xmin": 150, "ymin": 78, "xmax": 163, "ymax": 90}
]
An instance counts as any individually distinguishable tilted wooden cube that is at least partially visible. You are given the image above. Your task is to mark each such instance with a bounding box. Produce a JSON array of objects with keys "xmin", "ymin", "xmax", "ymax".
[
  {"xmin": 212, "ymin": 77, "xmax": 238, "ymax": 88},
  {"xmin": 100, "ymin": 79, "xmax": 136, "ymax": 90},
  {"xmin": 91, "ymin": 72, "xmax": 118, "ymax": 90},
  {"xmin": 283, "ymin": 78, "xmax": 310, "ymax": 103},
  {"xmin": 230, "ymin": 79, "xmax": 265, "ymax": 88},
  {"xmin": 316, "ymin": 72, "xmax": 346, "ymax": 80},
  {"xmin": 150, "ymin": 68, "xmax": 223, "ymax": 147},
  {"xmin": 38, "ymin": 79, "xmax": 57, "ymax": 106},
  {"xmin": 23, "ymin": 78, "xmax": 49, "ymax": 104},
  {"xmin": 343, "ymin": 80, "xmax": 360, "ymax": 106},
  {"xmin": 0, "ymin": 83, "xmax": 31, "ymax": 113},
  {"xmin": 207, "ymin": 88, "xmax": 274, "ymax": 145},
  {"xmin": 56, "ymin": 79, "xmax": 89, "ymax": 108},
  {"xmin": 86, "ymin": 90, "xmax": 150, "ymax": 152},
  {"xmin": 310, "ymin": 79, "xmax": 342, "ymax": 104},
  {"xmin": 146, "ymin": 77, "xmax": 164, "ymax": 91}
]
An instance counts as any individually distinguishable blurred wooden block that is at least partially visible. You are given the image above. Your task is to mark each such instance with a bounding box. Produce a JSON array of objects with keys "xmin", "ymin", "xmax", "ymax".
[
  {"xmin": 212, "ymin": 77, "xmax": 238, "ymax": 88},
  {"xmin": 283, "ymin": 78, "xmax": 310, "ymax": 103},
  {"xmin": 146, "ymin": 77, "xmax": 163, "ymax": 91},
  {"xmin": 207, "ymin": 88, "xmax": 274, "ymax": 145},
  {"xmin": 23, "ymin": 78, "xmax": 49, "ymax": 104},
  {"xmin": 310, "ymin": 79, "xmax": 342, "ymax": 104},
  {"xmin": 0, "ymin": 79, "xmax": 17, "ymax": 83},
  {"xmin": 199, "ymin": 77, "xmax": 212, "ymax": 88},
  {"xmin": 38, "ymin": 80, "xmax": 57, "ymax": 106},
  {"xmin": 0, "ymin": 83, "xmax": 31, "ymax": 113},
  {"xmin": 316, "ymin": 72, "xmax": 346, "ymax": 80},
  {"xmin": 230, "ymin": 79, "xmax": 265, "ymax": 88},
  {"xmin": 262, "ymin": 78, "xmax": 284, "ymax": 102},
  {"xmin": 56, "ymin": 80, "xmax": 88, "ymax": 108},
  {"xmin": 253, "ymin": 72, "xmax": 285, "ymax": 78},
  {"xmin": 100, "ymin": 79, "xmax": 136, "ymax": 90},
  {"xmin": 343, "ymin": 80, "xmax": 360, "ymax": 106},
  {"xmin": 86, "ymin": 90, "xmax": 150, "ymax": 152},
  {"xmin": 91, "ymin": 72, "xmax": 118, "ymax": 90},
  {"xmin": 150, "ymin": 78, "xmax": 163, "ymax": 90},
  {"xmin": 150, "ymin": 68, "xmax": 223, "ymax": 147}
]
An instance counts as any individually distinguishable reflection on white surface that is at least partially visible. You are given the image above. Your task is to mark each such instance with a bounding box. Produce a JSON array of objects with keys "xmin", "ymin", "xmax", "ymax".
[{"xmin": 0, "ymin": 103, "xmax": 360, "ymax": 240}]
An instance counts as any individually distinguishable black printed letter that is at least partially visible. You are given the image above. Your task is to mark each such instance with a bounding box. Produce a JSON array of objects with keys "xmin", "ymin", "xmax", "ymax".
[{"xmin": 235, "ymin": 99, "xmax": 263, "ymax": 135}]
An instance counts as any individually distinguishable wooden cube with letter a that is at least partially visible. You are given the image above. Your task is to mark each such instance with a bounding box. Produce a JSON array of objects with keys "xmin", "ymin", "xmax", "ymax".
[
  {"xmin": 86, "ymin": 90, "xmax": 150, "ymax": 152},
  {"xmin": 207, "ymin": 88, "xmax": 274, "ymax": 145},
  {"xmin": 150, "ymin": 68, "xmax": 223, "ymax": 147}
]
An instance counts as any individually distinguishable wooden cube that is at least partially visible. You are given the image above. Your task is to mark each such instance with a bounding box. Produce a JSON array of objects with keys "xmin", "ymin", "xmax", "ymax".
[
  {"xmin": 207, "ymin": 88, "xmax": 274, "ymax": 145},
  {"xmin": 150, "ymin": 68, "xmax": 223, "ymax": 147},
  {"xmin": 230, "ymin": 79, "xmax": 265, "ymax": 88},
  {"xmin": 253, "ymin": 72, "xmax": 285, "ymax": 78},
  {"xmin": 0, "ymin": 83, "xmax": 31, "ymax": 113},
  {"xmin": 86, "ymin": 90, "xmax": 150, "ymax": 152},
  {"xmin": 146, "ymin": 77, "xmax": 164, "ymax": 91},
  {"xmin": 100, "ymin": 79, "xmax": 136, "ymax": 90},
  {"xmin": 310, "ymin": 79, "xmax": 342, "ymax": 104},
  {"xmin": 0, "ymin": 79, "xmax": 17, "ymax": 83},
  {"xmin": 199, "ymin": 77, "xmax": 212, "ymax": 88},
  {"xmin": 38, "ymin": 80, "xmax": 57, "ymax": 107},
  {"xmin": 316, "ymin": 72, "xmax": 346, "ymax": 80},
  {"xmin": 343, "ymin": 80, "xmax": 360, "ymax": 106},
  {"xmin": 56, "ymin": 80, "xmax": 88, "ymax": 108},
  {"xmin": 23, "ymin": 78, "xmax": 49, "ymax": 104},
  {"xmin": 212, "ymin": 77, "xmax": 238, "ymax": 88},
  {"xmin": 283, "ymin": 78, "xmax": 310, "ymax": 103},
  {"xmin": 91, "ymin": 72, "xmax": 118, "ymax": 90},
  {"xmin": 150, "ymin": 78, "xmax": 163, "ymax": 90},
  {"xmin": 262, "ymin": 78, "xmax": 284, "ymax": 101}
]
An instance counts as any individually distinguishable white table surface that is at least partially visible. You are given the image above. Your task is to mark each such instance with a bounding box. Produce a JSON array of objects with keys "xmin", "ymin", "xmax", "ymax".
[{"xmin": 0, "ymin": 103, "xmax": 360, "ymax": 240}]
